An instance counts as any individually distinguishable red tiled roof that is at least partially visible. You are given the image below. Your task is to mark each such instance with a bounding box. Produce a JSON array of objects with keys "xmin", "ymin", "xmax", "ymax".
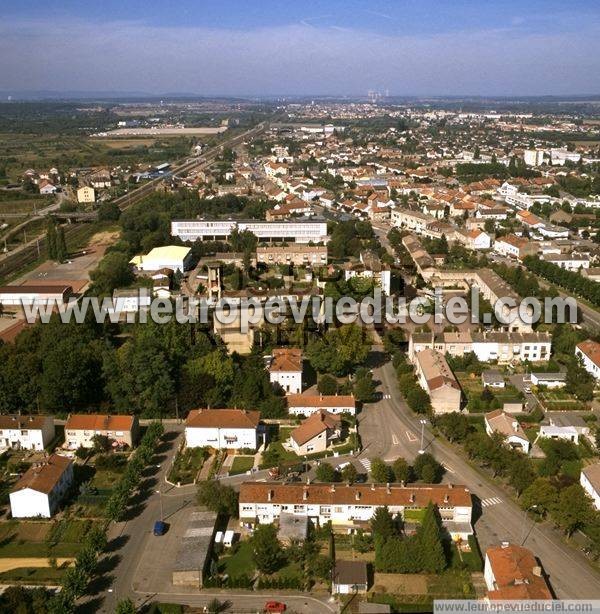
[
  {"xmin": 486, "ymin": 544, "xmax": 552, "ymax": 600},
  {"xmin": 11, "ymin": 454, "xmax": 71, "ymax": 495},
  {"xmin": 290, "ymin": 410, "xmax": 341, "ymax": 446},
  {"xmin": 65, "ymin": 414, "xmax": 135, "ymax": 432},
  {"xmin": 186, "ymin": 408, "xmax": 260, "ymax": 429},
  {"xmin": 239, "ymin": 481, "xmax": 472, "ymax": 508},
  {"xmin": 270, "ymin": 348, "xmax": 303, "ymax": 372},
  {"xmin": 287, "ymin": 394, "xmax": 355, "ymax": 408},
  {"xmin": 577, "ymin": 340, "xmax": 600, "ymax": 370}
]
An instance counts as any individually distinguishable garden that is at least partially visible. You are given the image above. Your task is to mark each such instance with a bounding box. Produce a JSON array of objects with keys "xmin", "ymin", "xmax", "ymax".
[{"xmin": 167, "ymin": 446, "xmax": 209, "ymax": 485}]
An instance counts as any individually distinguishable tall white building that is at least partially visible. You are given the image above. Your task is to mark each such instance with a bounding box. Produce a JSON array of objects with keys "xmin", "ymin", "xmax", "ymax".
[
  {"xmin": 171, "ymin": 219, "xmax": 328, "ymax": 244},
  {"xmin": 268, "ymin": 348, "xmax": 303, "ymax": 394}
]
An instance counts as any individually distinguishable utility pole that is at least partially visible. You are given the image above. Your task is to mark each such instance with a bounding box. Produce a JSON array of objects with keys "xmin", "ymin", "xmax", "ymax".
[
  {"xmin": 157, "ymin": 490, "xmax": 164, "ymax": 521},
  {"xmin": 418, "ymin": 419, "xmax": 427, "ymax": 454}
]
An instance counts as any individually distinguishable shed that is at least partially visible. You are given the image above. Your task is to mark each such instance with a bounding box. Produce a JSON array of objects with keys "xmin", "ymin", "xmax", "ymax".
[{"xmin": 332, "ymin": 560, "xmax": 368, "ymax": 595}]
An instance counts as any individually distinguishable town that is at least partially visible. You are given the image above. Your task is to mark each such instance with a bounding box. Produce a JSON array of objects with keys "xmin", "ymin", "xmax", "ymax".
[{"xmin": 2, "ymin": 3, "xmax": 600, "ymax": 612}]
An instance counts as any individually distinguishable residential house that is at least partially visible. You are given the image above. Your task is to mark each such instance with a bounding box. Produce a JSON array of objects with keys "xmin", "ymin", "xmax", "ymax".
[
  {"xmin": 238, "ymin": 482, "xmax": 473, "ymax": 540},
  {"xmin": 9, "ymin": 454, "xmax": 73, "ymax": 518},
  {"xmin": 482, "ymin": 371, "xmax": 505, "ymax": 389},
  {"xmin": 0, "ymin": 415, "xmax": 55, "ymax": 451},
  {"xmin": 484, "ymin": 409, "xmax": 530, "ymax": 454},
  {"xmin": 344, "ymin": 250, "xmax": 391, "ymax": 295},
  {"xmin": 414, "ymin": 349, "xmax": 462, "ymax": 414},
  {"xmin": 494, "ymin": 235, "xmax": 538, "ymax": 261},
  {"xmin": 185, "ymin": 408, "xmax": 260, "ymax": 451},
  {"xmin": 530, "ymin": 373, "xmax": 566, "ymax": 388},
  {"xmin": 541, "ymin": 412, "xmax": 591, "ymax": 445},
  {"xmin": 286, "ymin": 394, "xmax": 356, "ymax": 417},
  {"xmin": 575, "ymin": 340, "xmax": 600, "ymax": 379},
  {"xmin": 289, "ymin": 410, "xmax": 342, "ymax": 455},
  {"xmin": 76, "ymin": 186, "xmax": 96, "ymax": 203},
  {"xmin": 269, "ymin": 348, "xmax": 303, "ymax": 394},
  {"xmin": 332, "ymin": 560, "xmax": 368, "ymax": 595},
  {"xmin": 580, "ymin": 463, "xmax": 600, "ymax": 510},
  {"xmin": 541, "ymin": 254, "xmax": 589, "ymax": 270},
  {"xmin": 64, "ymin": 414, "xmax": 139, "ymax": 449},
  {"xmin": 484, "ymin": 543, "xmax": 552, "ymax": 600}
]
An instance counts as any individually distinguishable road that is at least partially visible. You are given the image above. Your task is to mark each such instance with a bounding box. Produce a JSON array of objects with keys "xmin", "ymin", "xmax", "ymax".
[{"xmin": 359, "ymin": 344, "xmax": 600, "ymax": 599}]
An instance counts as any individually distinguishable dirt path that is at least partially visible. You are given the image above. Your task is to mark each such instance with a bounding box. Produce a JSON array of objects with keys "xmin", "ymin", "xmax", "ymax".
[{"xmin": 0, "ymin": 557, "xmax": 73, "ymax": 572}]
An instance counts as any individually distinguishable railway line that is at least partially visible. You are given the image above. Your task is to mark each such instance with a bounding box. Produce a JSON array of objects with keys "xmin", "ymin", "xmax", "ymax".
[{"xmin": 0, "ymin": 122, "xmax": 268, "ymax": 283}]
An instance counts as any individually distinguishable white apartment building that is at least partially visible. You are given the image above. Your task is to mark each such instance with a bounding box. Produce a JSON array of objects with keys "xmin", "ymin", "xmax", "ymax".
[
  {"xmin": 239, "ymin": 482, "xmax": 473, "ymax": 539},
  {"xmin": 171, "ymin": 219, "xmax": 329, "ymax": 244},
  {"xmin": 269, "ymin": 348, "xmax": 303, "ymax": 394},
  {"xmin": 9, "ymin": 454, "xmax": 73, "ymax": 519},
  {"xmin": 185, "ymin": 408, "xmax": 260, "ymax": 451},
  {"xmin": 0, "ymin": 415, "xmax": 55, "ymax": 451},
  {"xmin": 524, "ymin": 149, "xmax": 545, "ymax": 167},
  {"xmin": 391, "ymin": 208, "xmax": 433, "ymax": 234},
  {"xmin": 64, "ymin": 414, "xmax": 139, "ymax": 449},
  {"xmin": 541, "ymin": 254, "xmax": 589, "ymax": 270}
]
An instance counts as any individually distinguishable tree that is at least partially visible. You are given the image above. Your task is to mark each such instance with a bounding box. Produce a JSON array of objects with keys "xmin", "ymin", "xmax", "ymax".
[
  {"xmin": 341, "ymin": 463, "xmax": 358, "ymax": 484},
  {"xmin": 553, "ymin": 484, "xmax": 592, "ymax": 536},
  {"xmin": 521, "ymin": 478, "xmax": 558, "ymax": 518},
  {"xmin": 91, "ymin": 434, "xmax": 111, "ymax": 453},
  {"xmin": 55, "ymin": 225, "xmax": 68, "ymax": 262},
  {"xmin": 436, "ymin": 413, "xmax": 471, "ymax": 443},
  {"xmin": 392, "ymin": 457, "xmax": 411, "ymax": 483},
  {"xmin": 508, "ymin": 456, "xmax": 535, "ymax": 495},
  {"xmin": 370, "ymin": 458, "xmax": 391, "ymax": 483},
  {"xmin": 317, "ymin": 374, "xmax": 338, "ymax": 395},
  {"xmin": 98, "ymin": 201, "xmax": 122, "ymax": 222},
  {"xmin": 415, "ymin": 503, "xmax": 446, "ymax": 573},
  {"xmin": 315, "ymin": 462, "xmax": 338, "ymax": 482},
  {"xmin": 371, "ymin": 506, "xmax": 396, "ymax": 539},
  {"xmin": 413, "ymin": 453, "xmax": 443, "ymax": 483},
  {"xmin": 46, "ymin": 218, "xmax": 57, "ymax": 260},
  {"xmin": 353, "ymin": 367, "xmax": 377, "ymax": 403},
  {"xmin": 306, "ymin": 324, "xmax": 371, "ymax": 376},
  {"xmin": 115, "ymin": 598, "xmax": 137, "ymax": 614},
  {"xmin": 252, "ymin": 523, "xmax": 284, "ymax": 574},
  {"xmin": 197, "ymin": 481, "xmax": 239, "ymax": 517}
]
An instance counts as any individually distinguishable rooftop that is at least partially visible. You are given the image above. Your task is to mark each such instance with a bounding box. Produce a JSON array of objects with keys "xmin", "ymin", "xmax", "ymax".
[
  {"xmin": 65, "ymin": 414, "xmax": 136, "ymax": 432},
  {"xmin": 185, "ymin": 408, "xmax": 260, "ymax": 429},
  {"xmin": 11, "ymin": 454, "xmax": 71, "ymax": 495}
]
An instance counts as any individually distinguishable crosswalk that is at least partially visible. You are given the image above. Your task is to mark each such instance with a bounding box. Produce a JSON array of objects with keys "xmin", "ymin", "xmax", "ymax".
[
  {"xmin": 382, "ymin": 394, "xmax": 392, "ymax": 400},
  {"xmin": 360, "ymin": 458, "xmax": 372, "ymax": 473},
  {"xmin": 481, "ymin": 496, "xmax": 503, "ymax": 508}
]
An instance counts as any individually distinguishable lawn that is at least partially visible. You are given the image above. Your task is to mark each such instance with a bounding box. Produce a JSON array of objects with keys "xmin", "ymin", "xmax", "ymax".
[
  {"xmin": 0, "ymin": 566, "xmax": 66, "ymax": 585},
  {"xmin": 0, "ymin": 518, "xmax": 93, "ymax": 558},
  {"xmin": 403, "ymin": 509, "xmax": 427, "ymax": 522},
  {"xmin": 168, "ymin": 447, "xmax": 209, "ymax": 485},
  {"xmin": 218, "ymin": 539, "xmax": 255, "ymax": 577},
  {"xmin": 229, "ymin": 456, "xmax": 255, "ymax": 476}
]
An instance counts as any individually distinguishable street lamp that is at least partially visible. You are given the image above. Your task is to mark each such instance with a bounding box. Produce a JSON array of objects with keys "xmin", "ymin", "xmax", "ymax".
[
  {"xmin": 418, "ymin": 419, "xmax": 427, "ymax": 455},
  {"xmin": 156, "ymin": 490, "xmax": 164, "ymax": 521},
  {"xmin": 520, "ymin": 504, "xmax": 538, "ymax": 546}
]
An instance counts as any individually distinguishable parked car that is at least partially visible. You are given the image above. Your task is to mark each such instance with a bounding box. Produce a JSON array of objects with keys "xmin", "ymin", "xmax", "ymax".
[
  {"xmin": 264, "ymin": 602, "xmax": 286, "ymax": 613},
  {"xmin": 153, "ymin": 520, "xmax": 167, "ymax": 536}
]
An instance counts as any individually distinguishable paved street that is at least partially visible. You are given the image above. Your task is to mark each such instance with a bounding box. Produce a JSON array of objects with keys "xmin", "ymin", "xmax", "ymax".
[{"xmin": 361, "ymin": 346, "xmax": 600, "ymax": 599}]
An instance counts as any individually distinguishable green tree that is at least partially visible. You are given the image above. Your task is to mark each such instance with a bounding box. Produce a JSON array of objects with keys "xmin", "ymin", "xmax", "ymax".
[
  {"xmin": 341, "ymin": 463, "xmax": 358, "ymax": 484},
  {"xmin": 371, "ymin": 506, "xmax": 396, "ymax": 539},
  {"xmin": 317, "ymin": 374, "xmax": 338, "ymax": 395},
  {"xmin": 413, "ymin": 453, "xmax": 443, "ymax": 483},
  {"xmin": 55, "ymin": 225, "xmax": 68, "ymax": 262},
  {"xmin": 392, "ymin": 457, "xmax": 411, "ymax": 483},
  {"xmin": 315, "ymin": 462, "xmax": 338, "ymax": 482},
  {"xmin": 252, "ymin": 523, "xmax": 284, "ymax": 574},
  {"xmin": 415, "ymin": 503, "xmax": 446, "ymax": 573},
  {"xmin": 197, "ymin": 481, "xmax": 239, "ymax": 517},
  {"xmin": 115, "ymin": 598, "xmax": 137, "ymax": 614},
  {"xmin": 98, "ymin": 201, "xmax": 122, "ymax": 222},
  {"xmin": 521, "ymin": 478, "xmax": 558, "ymax": 518},
  {"xmin": 353, "ymin": 367, "xmax": 377, "ymax": 402},
  {"xmin": 508, "ymin": 457, "xmax": 535, "ymax": 495},
  {"xmin": 553, "ymin": 484, "xmax": 592, "ymax": 536},
  {"xmin": 370, "ymin": 458, "xmax": 391, "ymax": 483},
  {"xmin": 46, "ymin": 217, "xmax": 58, "ymax": 260}
]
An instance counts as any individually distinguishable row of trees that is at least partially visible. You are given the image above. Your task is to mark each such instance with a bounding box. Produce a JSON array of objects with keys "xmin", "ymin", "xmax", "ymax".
[
  {"xmin": 373, "ymin": 504, "xmax": 447, "ymax": 573},
  {"xmin": 395, "ymin": 353, "xmax": 432, "ymax": 414},
  {"xmin": 524, "ymin": 255, "xmax": 600, "ymax": 308},
  {"xmin": 46, "ymin": 218, "xmax": 68, "ymax": 262},
  {"xmin": 435, "ymin": 413, "xmax": 600, "ymax": 542},
  {"xmin": 105, "ymin": 421, "xmax": 164, "ymax": 521}
]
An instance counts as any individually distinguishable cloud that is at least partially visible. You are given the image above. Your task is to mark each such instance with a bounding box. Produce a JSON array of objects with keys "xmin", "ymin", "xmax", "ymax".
[{"xmin": 0, "ymin": 17, "xmax": 599, "ymax": 95}]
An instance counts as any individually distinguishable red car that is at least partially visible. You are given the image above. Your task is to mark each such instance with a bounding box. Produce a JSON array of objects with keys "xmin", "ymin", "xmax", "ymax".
[{"xmin": 264, "ymin": 602, "xmax": 286, "ymax": 613}]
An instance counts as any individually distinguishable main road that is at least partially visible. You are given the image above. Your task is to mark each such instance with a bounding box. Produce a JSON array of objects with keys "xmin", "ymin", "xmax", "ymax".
[{"xmin": 359, "ymin": 344, "xmax": 600, "ymax": 599}]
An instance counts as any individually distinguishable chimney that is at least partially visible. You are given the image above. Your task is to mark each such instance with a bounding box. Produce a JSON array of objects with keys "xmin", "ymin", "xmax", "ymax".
[
  {"xmin": 410, "ymin": 492, "xmax": 415, "ymax": 503},
  {"xmin": 371, "ymin": 483, "xmax": 376, "ymax": 491},
  {"xmin": 512, "ymin": 421, "xmax": 519, "ymax": 432},
  {"xmin": 303, "ymin": 488, "xmax": 308, "ymax": 501},
  {"xmin": 448, "ymin": 483, "xmax": 454, "ymax": 489},
  {"xmin": 501, "ymin": 541, "xmax": 510, "ymax": 549},
  {"xmin": 268, "ymin": 489, "xmax": 273, "ymax": 502},
  {"xmin": 330, "ymin": 484, "xmax": 336, "ymax": 493},
  {"xmin": 400, "ymin": 480, "xmax": 405, "ymax": 488},
  {"xmin": 444, "ymin": 493, "xmax": 449, "ymax": 504},
  {"xmin": 306, "ymin": 478, "xmax": 311, "ymax": 485},
  {"xmin": 532, "ymin": 566, "xmax": 542, "ymax": 577},
  {"xmin": 355, "ymin": 491, "xmax": 361, "ymax": 501},
  {"xmin": 386, "ymin": 483, "xmax": 391, "ymax": 495}
]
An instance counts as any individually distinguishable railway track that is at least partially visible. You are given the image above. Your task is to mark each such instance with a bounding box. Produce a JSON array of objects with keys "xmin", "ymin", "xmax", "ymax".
[{"xmin": 0, "ymin": 122, "xmax": 268, "ymax": 283}]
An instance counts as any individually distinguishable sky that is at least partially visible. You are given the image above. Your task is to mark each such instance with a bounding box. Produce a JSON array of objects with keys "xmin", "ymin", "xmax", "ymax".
[{"xmin": 1, "ymin": 0, "xmax": 600, "ymax": 97}]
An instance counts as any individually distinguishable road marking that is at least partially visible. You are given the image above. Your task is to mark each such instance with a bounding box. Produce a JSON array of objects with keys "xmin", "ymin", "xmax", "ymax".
[
  {"xmin": 481, "ymin": 497, "xmax": 503, "ymax": 508},
  {"xmin": 392, "ymin": 433, "xmax": 399, "ymax": 445},
  {"xmin": 442, "ymin": 463, "xmax": 454, "ymax": 473},
  {"xmin": 405, "ymin": 430, "xmax": 417, "ymax": 442},
  {"xmin": 360, "ymin": 459, "xmax": 372, "ymax": 472}
]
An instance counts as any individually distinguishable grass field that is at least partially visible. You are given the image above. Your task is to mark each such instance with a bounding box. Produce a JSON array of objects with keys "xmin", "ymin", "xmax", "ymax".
[
  {"xmin": 0, "ymin": 518, "xmax": 93, "ymax": 558},
  {"xmin": 229, "ymin": 456, "xmax": 255, "ymax": 475},
  {"xmin": 0, "ymin": 566, "xmax": 67, "ymax": 585}
]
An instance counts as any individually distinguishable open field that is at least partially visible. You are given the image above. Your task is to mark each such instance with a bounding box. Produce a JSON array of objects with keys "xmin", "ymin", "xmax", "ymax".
[
  {"xmin": 0, "ymin": 557, "xmax": 73, "ymax": 573},
  {"xmin": 100, "ymin": 138, "xmax": 157, "ymax": 149}
]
